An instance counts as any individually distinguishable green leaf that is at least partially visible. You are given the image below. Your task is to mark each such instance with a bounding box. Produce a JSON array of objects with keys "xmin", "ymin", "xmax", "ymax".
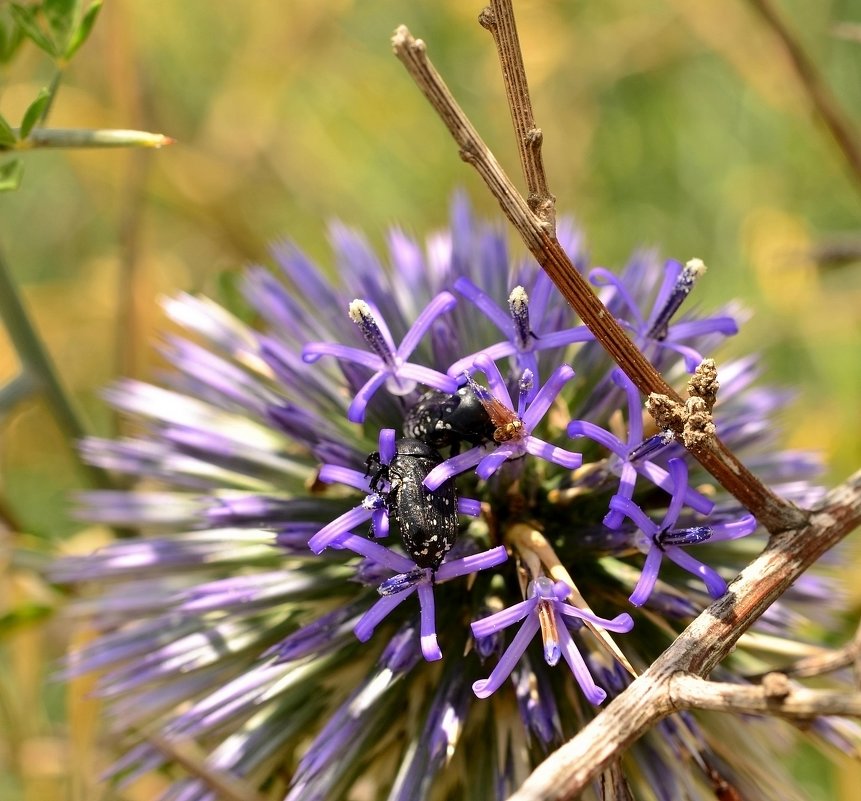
[
  {"xmin": 0, "ymin": 159, "xmax": 24, "ymax": 192},
  {"xmin": 43, "ymin": 0, "xmax": 78, "ymax": 53},
  {"xmin": 0, "ymin": 17, "xmax": 25, "ymax": 63},
  {"xmin": 0, "ymin": 602, "xmax": 54, "ymax": 636},
  {"xmin": 65, "ymin": 0, "xmax": 102, "ymax": 60},
  {"xmin": 0, "ymin": 113, "xmax": 17, "ymax": 147},
  {"xmin": 9, "ymin": 4, "xmax": 57, "ymax": 57},
  {"xmin": 20, "ymin": 87, "xmax": 51, "ymax": 138}
]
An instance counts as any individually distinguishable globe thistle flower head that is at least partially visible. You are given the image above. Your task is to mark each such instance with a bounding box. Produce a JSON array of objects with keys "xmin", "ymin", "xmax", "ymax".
[{"xmin": 53, "ymin": 196, "xmax": 850, "ymax": 801}]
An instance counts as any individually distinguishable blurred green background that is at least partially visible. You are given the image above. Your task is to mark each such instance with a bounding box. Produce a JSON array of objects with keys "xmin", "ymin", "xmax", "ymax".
[{"xmin": 0, "ymin": 1, "xmax": 859, "ymax": 799}]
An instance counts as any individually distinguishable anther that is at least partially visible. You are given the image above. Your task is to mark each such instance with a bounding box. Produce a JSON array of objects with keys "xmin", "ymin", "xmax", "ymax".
[
  {"xmin": 647, "ymin": 258, "xmax": 707, "ymax": 341},
  {"xmin": 348, "ymin": 299, "xmax": 396, "ymax": 366},
  {"xmin": 508, "ymin": 286, "xmax": 533, "ymax": 350},
  {"xmin": 627, "ymin": 430, "xmax": 675, "ymax": 463}
]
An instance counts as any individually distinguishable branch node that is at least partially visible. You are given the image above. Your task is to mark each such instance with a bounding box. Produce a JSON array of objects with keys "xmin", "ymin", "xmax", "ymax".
[
  {"xmin": 688, "ymin": 358, "xmax": 719, "ymax": 413},
  {"xmin": 478, "ymin": 6, "xmax": 496, "ymax": 30},
  {"xmin": 761, "ymin": 671, "xmax": 792, "ymax": 700},
  {"xmin": 647, "ymin": 386, "xmax": 716, "ymax": 452},
  {"xmin": 646, "ymin": 393, "xmax": 684, "ymax": 434},
  {"xmin": 459, "ymin": 144, "xmax": 479, "ymax": 165}
]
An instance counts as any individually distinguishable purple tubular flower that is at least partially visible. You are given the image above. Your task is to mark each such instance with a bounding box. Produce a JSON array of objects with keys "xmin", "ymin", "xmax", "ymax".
[
  {"xmin": 387, "ymin": 666, "xmax": 472, "ymax": 801},
  {"xmin": 424, "ymin": 354, "xmax": 582, "ymax": 490},
  {"xmin": 447, "ymin": 274, "xmax": 593, "ymax": 396},
  {"xmin": 470, "ymin": 577, "xmax": 633, "ymax": 705},
  {"xmin": 609, "ymin": 458, "xmax": 758, "ymax": 606},
  {"xmin": 332, "ymin": 532, "xmax": 508, "ymax": 661},
  {"xmin": 589, "ymin": 258, "xmax": 738, "ymax": 372},
  {"xmin": 302, "ymin": 293, "xmax": 459, "ymax": 422},
  {"xmin": 567, "ymin": 369, "xmax": 714, "ymax": 526}
]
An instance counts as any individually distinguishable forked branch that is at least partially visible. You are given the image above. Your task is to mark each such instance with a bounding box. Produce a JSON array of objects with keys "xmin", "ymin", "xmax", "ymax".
[{"xmin": 390, "ymin": 24, "xmax": 805, "ymax": 534}]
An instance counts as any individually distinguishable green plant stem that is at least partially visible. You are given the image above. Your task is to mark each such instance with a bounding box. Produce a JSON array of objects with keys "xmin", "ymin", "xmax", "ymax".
[
  {"xmin": 0, "ymin": 245, "xmax": 110, "ymax": 488},
  {"xmin": 38, "ymin": 68, "xmax": 64, "ymax": 125}
]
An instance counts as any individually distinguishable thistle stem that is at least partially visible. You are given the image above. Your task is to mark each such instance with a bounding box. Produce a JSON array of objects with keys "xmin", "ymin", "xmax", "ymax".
[{"xmin": 480, "ymin": 2, "xmax": 555, "ymax": 227}]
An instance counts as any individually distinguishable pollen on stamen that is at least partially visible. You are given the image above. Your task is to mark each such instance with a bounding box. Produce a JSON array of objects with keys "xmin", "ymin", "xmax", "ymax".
[
  {"xmin": 508, "ymin": 285, "xmax": 532, "ymax": 349},
  {"xmin": 685, "ymin": 257, "xmax": 707, "ymax": 280},
  {"xmin": 656, "ymin": 525, "xmax": 713, "ymax": 547},
  {"xmin": 647, "ymin": 258, "xmax": 708, "ymax": 341},
  {"xmin": 348, "ymin": 298, "xmax": 371, "ymax": 324},
  {"xmin": 348, "ymin": 298, "xmax": 395, "ymax": 364}
]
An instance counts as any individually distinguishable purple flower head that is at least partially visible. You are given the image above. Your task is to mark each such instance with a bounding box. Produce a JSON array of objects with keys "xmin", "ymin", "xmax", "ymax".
[
  {"xmin": 609, "ymin": 458, "xmax": 758, "ymax": 606},
  {"xmin": 52, "ymin": 195, "xmax": 841, "ymax": 801},
  {"xmin": 424, "ymin": 354, "xmax": 582, "ymax": 490},
  {"xmin": 567, "ymin": 369, "xmax": 714, "ymax": 527},
  {"xmin": 329, "ymin": 531, "xmax": 508, "ymax": 661},
  {"xmin": 470, "ymin": 577, "xmax": 633, "ymax": 705},
  {"xmin": 590, "ymin": 258, "xmax": 738, "ymax": 372},
  {"xmin": 302, "ymin": 294, "xmax": 459, "ymax": 422},
  {"xmin": 447, "ymin": 274, "xmax": 593, "ymax": 398}
]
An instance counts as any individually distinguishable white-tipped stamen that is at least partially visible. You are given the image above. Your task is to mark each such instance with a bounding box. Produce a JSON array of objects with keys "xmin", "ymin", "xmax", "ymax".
[
  {"xmin": 348, "ymin": 299, "xmax": 396, "ymax": 366},
  {"xmin": 508, "ymin": 285, "xmax": 533, "ymax": 349},
  {"xmin": 647, "ymin": 258, "xmax": 708, "ymax": 341}
]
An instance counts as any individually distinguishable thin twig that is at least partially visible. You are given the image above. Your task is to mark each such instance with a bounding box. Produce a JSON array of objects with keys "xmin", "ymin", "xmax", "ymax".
[
  {"xmin": 762, "ymin": 636, "xmax": 859, "ymax": 681},
  {"xmin": 506, "ymin": 469, "xmax": 861, "ymax": 801},
  {"xmin": 390, "ymin": 25, "xmax": 806, "ymax": 534},
  {"xmin": 808, "ymin": 236, "xmax": 861, "ymax": 269},
  {"xmin": 669, "ymin": 671, "xmax": 861, "ymax": 719},
  {"xmin": 480, "ymin": 1, "xmax": 555, "ymax": 228},
  {"xmin": 747, "ymin": 0, "xmax": 861, "ymax": 193}
]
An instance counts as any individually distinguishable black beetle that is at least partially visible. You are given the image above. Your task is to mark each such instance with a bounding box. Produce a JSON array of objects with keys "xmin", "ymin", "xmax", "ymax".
[
  {"xmin": 366, "ymin": 438, "xmax": 459, "ymax": 570},
  {"xmin": 403, "ymin": 384, "xmax": 495, "ymax": 452}
]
